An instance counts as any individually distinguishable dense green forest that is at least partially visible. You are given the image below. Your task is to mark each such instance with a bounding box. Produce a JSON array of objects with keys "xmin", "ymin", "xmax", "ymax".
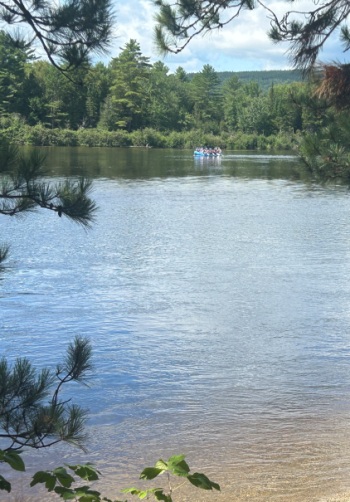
[{"xmin": 0, "ymin": 34, "xmax": 327, "ymax": 151}]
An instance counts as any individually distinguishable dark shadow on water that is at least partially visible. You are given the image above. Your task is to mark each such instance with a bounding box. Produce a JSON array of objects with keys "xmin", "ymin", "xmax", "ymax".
[{"xmin": 22, "ymin": 146, "xmax": 312, "ymax": 182}]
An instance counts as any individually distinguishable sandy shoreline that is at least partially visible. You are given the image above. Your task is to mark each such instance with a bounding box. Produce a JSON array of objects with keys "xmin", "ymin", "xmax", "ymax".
[
  {"xmin": 4, "ymin": 439, "xmax": 350, "ymax": 502},
  {"xmin": 3, "ymin": 470, "xmax": 350, "ymax": 502}
]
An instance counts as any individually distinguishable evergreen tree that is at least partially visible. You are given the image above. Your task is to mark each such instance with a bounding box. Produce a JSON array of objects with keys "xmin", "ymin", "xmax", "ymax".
[
  {"xmin": 221, "ymin": 75, "xmax": 242, "ymax": 131},
  {"xmin": 0, "ymin": 31, "xmax": 31, "ymax": 117},
  {"xmin": 190, "ymin": 64, "xmax": 223, "ymax": 133},
  {"xmin": 174, "ymin": 66, "xmax": 189, "ymax": 83},
  {"xmin": 107, "ymin": 40, "xmax": 151, "ymax": 131},
  {"xmin": 299, "ymin": 112, "xmax": 350, "ymax": 182},
  {"xmin": 146, "ymin": 61, "xmax": 188, "ymax": 131},
  {"xmin": 85, "ymin": 63, "xmax": 110, "ymax": 128},
  {"xmin": 39, "ymin": 63, "xmax": 87, "ymax": 129},
  {"xmin": 98, "ymin": 94, "xmax": 120, "ymax": 131},
  {"xmin": 173, "ymin": 67, "xmax": 193, "ymax": 130},
  {"xmin": 0, "ymin": 0, "xmax": 113, "ymax": 76},
  {"xmin": 268, "ymin": 83, "xmax": 303, "ymax": 134}
]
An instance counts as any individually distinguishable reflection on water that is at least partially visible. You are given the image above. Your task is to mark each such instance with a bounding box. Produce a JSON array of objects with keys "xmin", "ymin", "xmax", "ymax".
[
  {"xmin": 1, "ymin": 149, "xmax": 350, "ymax": 500},
  {"xmin": 29, "ymin": 146, "xmax": 304, "ymax": 181}
]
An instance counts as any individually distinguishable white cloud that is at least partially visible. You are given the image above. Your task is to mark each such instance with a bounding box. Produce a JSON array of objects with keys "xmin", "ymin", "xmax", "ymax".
[{"xmin": 107, "ymin": 0, "xmax": 347, "ymax": 73}]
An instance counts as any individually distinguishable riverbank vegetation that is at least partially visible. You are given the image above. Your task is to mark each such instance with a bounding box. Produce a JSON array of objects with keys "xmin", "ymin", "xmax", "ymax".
[{"xmin": 0, "ymin": 34, "xmax": 332, "ymax": 153}]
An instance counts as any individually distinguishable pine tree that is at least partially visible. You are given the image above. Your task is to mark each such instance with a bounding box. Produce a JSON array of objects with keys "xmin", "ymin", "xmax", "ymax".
[
  {"xmin": 0, "ymin": 31, "xmax": 32, "ymax": 117},
  {"xmin": 0, "ymin": 336, "xmax": 92, "ymax": 452},
  {"xmin": 108, "ymin": 40, "xmax": 151, "ymax": 131},
  {"xmin": 0, "ymin": 0, "xmax": 113, "ymax": 76},
  {"xmin": 190, "ymin": 64, "xmax": 223, "ymax": 132},
  {"xmin": 0, "ymin": 139, "xmax": 96, "ymax": 263},
  {"xmin": 0, "ymin": 337, "xmax": 93, "ymax": 493}
]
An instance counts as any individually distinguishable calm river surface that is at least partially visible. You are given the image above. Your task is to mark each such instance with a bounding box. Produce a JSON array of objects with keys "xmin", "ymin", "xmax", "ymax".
[{"xmin": 2, "ymin": 148, "xmax": 350, "ymax": 501}]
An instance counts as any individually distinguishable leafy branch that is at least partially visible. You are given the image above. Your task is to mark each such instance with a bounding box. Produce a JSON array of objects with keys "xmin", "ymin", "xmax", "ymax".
[
  {"xmin": 123, "ymin": 454, "xmax": 220, "ymax": 502},
  {"xmin": 0, "ymin": 454, "xmax": 220, "ymax": 501}
]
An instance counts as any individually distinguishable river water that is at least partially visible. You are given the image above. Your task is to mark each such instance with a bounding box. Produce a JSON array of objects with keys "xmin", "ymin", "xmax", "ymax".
[{"xmin": 2, "ymin": 148, "xmax": 350, "ymax": 501}]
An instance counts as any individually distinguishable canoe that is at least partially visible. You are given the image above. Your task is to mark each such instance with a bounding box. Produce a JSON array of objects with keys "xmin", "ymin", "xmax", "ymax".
[{"xmin": 194, "ymin": 150, "xmax": 222, "ymax": 157}]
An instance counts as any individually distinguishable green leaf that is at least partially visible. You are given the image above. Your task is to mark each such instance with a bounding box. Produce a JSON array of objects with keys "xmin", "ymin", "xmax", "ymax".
[
  {"xmin": 31, "ymin": 471, "xmax": 48, "ymax": 487},
  {"xmin": 166, "ymin": 454, "xmax": 185, "ymax": 465},
  {"xmin": 139, "ymin": 467, "xmax": 164, "ymax": 480},
  {"xmin": 210, "ymin": 480, "xmax": 221, "ymax": 491},
  {"xmin": 169, "ymin": 463, "xmax": 190, "ymax": 477},
  {"xmin": 46, "ymin": 474, "xmax": 58, "ymax": 492},
  {"xmin": 53, "ymin": 467, "xmax": 75, "ymax": 487},
  {"xmin": 122, "ymin": 487, "xmax": 143, "ymax": 495},
  {"xmin": 74, "ymin": 486, "xmax": 101, "ymax": 496},
  {"xmin": 67, "ymin": 463, "xmax": 100, "ymax": 481},
  {"xmin": 30, "ymin": 471, "xmax": 57, "ymax": 491},
  {"xmin": 0, "ymin": 474, "xmax": 11, "ymax": 493},
  {"xmin": 167, "ymin": 455, "xmax": 190, "ymax": 477},
  {"xmin": 122, "ymin": 487, "xmax": 161, "ymax": 499},
  {"xmin": 78, "ymin": 495, "xmax": 102, "ymax": 502},
  {"xmin": 136, "ymin": 490, "xmax": 149, "ymax": 500},
  {"xmin": 187, "ymin": 472, "xmax": 220, "ymax": 491},
  {"xmin": 154, "ymin": 459, "xmax": 168, "ymax": 471},
  {"xmin": 54, "ymin": 486, "xmax": 77, "ymax": 499},
  {"xmin": 153, "ymin": 488, "xmax": 172, "ymax": 502},
  {"xmin": 3, "ymin": 451, "xmax": 25, "ymax": 471}
]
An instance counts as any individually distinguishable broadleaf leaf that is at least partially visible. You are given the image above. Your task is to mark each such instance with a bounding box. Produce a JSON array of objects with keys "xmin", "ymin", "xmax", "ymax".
[
  {"xmin": 140, "ymin": 467, "xmax": 164, "ymax": 480},
  {"xmin": 0, "ymin": 475, "xmax": 11, "ymax": 493}
]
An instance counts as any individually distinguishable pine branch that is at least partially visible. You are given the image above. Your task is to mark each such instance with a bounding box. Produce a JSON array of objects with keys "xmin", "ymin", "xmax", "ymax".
[
  {"xmin": 0, "ymin": 140, "xmax": 97, "ymax": 226},
  {"xmin": 0, "ymin": 337, "xmax": 93, "ymax": 451},
  {"xmin": 0, "ymin": 0, "xmax": 114, "ymax": 75}
]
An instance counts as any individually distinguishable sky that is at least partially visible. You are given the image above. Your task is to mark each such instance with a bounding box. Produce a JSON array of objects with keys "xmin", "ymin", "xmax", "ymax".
[{"xmin": 107, "ymin": 0, "xmax": 346, "ymax": 74}]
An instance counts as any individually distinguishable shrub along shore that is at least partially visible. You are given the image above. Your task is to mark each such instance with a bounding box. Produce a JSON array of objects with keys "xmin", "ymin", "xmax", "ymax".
[{"xmin": 0, "ymin": 123, "xmax": 300, "ymax": 151}]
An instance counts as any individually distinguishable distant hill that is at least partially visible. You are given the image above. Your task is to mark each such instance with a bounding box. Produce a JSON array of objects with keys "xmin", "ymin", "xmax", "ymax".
[{"xmin": 189, "ymin": 70, "xmax": 304, "ymax": 91}]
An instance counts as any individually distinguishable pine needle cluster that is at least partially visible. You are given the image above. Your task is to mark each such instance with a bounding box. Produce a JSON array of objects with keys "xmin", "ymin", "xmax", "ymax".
[{"xmin": 0, "ymin": 336, "xmax": 92, "ymax": 451}]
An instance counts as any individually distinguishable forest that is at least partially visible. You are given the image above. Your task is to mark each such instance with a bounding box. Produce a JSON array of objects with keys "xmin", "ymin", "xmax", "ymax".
[{"xmin": 0, "ymin": 34, "xmax": 330, "ymax": 152}]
